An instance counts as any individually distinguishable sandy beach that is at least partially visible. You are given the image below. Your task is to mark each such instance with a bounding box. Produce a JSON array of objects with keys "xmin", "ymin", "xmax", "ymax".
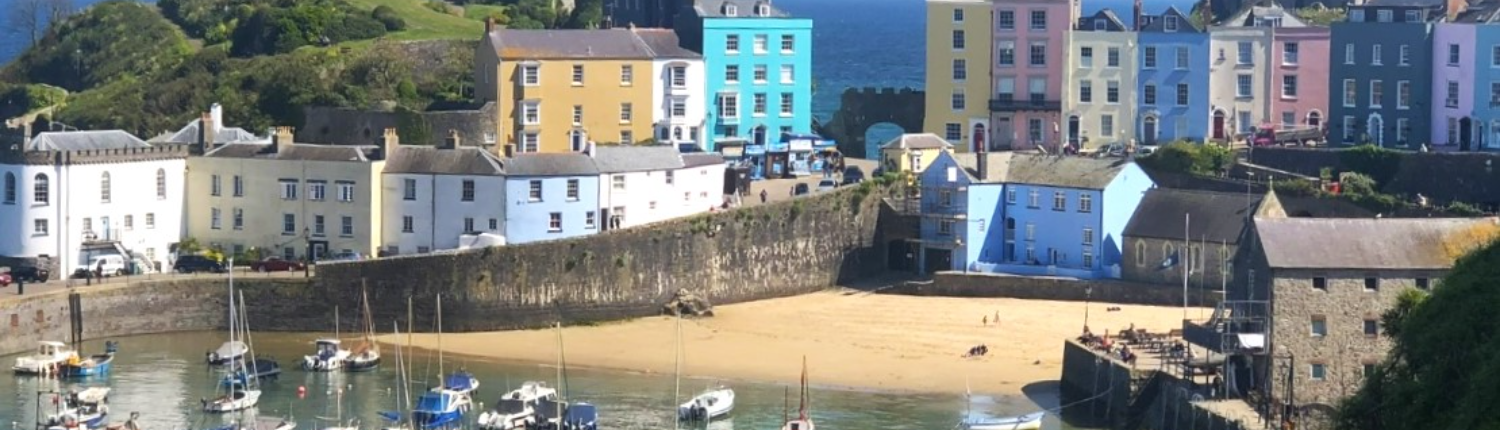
[{"xmin": 380, "ymin": 290, "xmax": 1204, "ymax": 396}]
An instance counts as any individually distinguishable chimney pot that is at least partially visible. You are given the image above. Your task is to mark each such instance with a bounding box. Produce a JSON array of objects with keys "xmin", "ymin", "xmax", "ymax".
[
  {"xmin": 271, "ymin": 126, "xmax": 294, "ymax": 154},
  {"xmin": 503, "ymin": 144, "xmax": 515, "ymax": 158},
  {"xmin": 381, "ymin": 127, "xmax": 400, "ymax": 156},
  {"xmin": 441, "ymin": 130, "xmax": 460, "ymax": 150}
]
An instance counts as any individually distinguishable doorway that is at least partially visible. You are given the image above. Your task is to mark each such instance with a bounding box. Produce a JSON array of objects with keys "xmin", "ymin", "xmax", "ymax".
[
  {"xmin": 1067, "ymin": 116, "xmax": 1081, "ymax": 146},
  {"xmin": 309, "ymin": 241, "xmax": 328, "ymax": 261},
  {"xmin": 995, "ymin": 117, "xmax": 1014, "ymax": 148},
  {"xmin": 1461, "ymin": 117, "xmax": 1474, "ymax": 151},
  {"xmin": 923, "ymin": 248, "xmax": 953, "ymax": 273},
  {"xmin": 1143, "ymin": 116, "xmax": 1158, "ymax": 145},
  {"xmin": 1212, "ymin": 111, "xmax": 1227, "ymax": 139}
]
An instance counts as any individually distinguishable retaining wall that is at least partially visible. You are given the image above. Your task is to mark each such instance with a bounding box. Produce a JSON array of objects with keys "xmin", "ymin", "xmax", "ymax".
[{"xmin": 883, "ymin": 272, "xmax": 1221, "ymax": 307}]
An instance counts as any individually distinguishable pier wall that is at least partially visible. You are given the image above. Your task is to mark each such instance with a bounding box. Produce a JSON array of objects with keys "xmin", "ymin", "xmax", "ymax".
[{"xmin": 885, "ymin": 272, "xmax": 1221, "ymax": 307}]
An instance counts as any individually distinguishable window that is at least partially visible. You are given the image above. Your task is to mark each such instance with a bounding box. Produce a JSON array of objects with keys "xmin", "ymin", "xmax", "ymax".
[
  {"xmin": 945, "ymin": 123, "xmax": 961, "ymax": 141},
  {"xmin": 781, "ymin": 92, "xmax": 794, "ymax": 115},
  {"xmin": 998, "ymin": 10, "xmax": 1014, "ymax": 30},
  {"xmin": 1399, "ymin": 44, "xmax": 1410, "ymax": 66},
  {"xmin": 1100, "ymin": 115, "xmax": 1113, "ymax": 138},
  {"xmin": 1367, "ymin": 44, "xmax": 1381, "ymax": 65},
  {"xmin": 1029, "ymin": 10, "xmax": 1046, "ymax": 30},
  {"xmin": 1397, "ymin": 80, "xmax": 1411, "ymax": 109},
  {"xmin": 585, "ymin": 211, "xmax": 596, "ymax": 229},
  {"xmin": 1365, "ymin": 277, "xmax": 1379, "ymax": 291},
  {"xmin": 1350, "ymin": 9, "xmax": 1364, "ymax": 21},
  {"xmin": 123, "ymin": 215, "xmax": 133, "ymax": 230},
  {"xmin": 462, "ymin": 217, "xmax": 474, "ymax": 233},
  {"xmin": 456, "ymin": 179, "xmax": 474, "ymax": 202},
  {"xmin": 1107, "ymin": 47, "xmax": 1120, "ymax": 67},
  {"xmin": 1283, "ymin": 111, "xmax": 1295, "ymax": 127},
  {"xmin": 1144, "ymin": 84, "xmax": 1157, "ymax": 105},
  {"xmin": 718, "ymin": 93, "xmax": 739, "ymax": 118},
  {"xmin": 232, "ymin": 175, "xmax": 243, "ymax": 197},
  {"xmin": 781, "ymin": 34, "xmax": 795, "ymax": 52},
  {"xmin": 669, "ymin": 99, "xmax": 687, "ymax": 118},
  {"xmin": 1164, "ymin": 15, "xmax": 1179, "ymax": 31},
  {"xmin": 726, "ymin": 34, "xmax": 739, "ymax": 53},
  {"xmin": 151, "ymin": 168, "xmax": 166, "ymax": 200},
  {"xmin": 1311, "ymin": 364, "xmax": 1327, "ymax": 381},
  {"xmin": 341, "ymin": 216, "xmax": 353, "ymax": 237},
  {"xmin": 1028, "ymin": 118, "xmax": 1043, "ymax": 142},
  {"xmin": 938, "ymin": 220, "xmax": 953, "ymax": 235},
  {"xmin": 1283, "ymin": 42, "xmax": 1299, "ymax": 65},
  {"xmin": 618, "ymin": 65, "xmax": 633, "ymax": 86},
  {"xmin": 211, "ymin": 208, "xmax": 222, "ymax": 230},
  {"xmin": 1308, "ymin": 111, "xmax": 1322, "ymax": 127},
  {"xmin": 1078, "ymin": 80, "xmax": 1092, "ymax": 103},
  {"xmin": 522, "ymin": 102, "xmax": 540, "ymax": 125},
  {"xmin": 570, "ymin": 64, "xmax": 585, "ymax": 85},
  {"xmin": 402, "ymin": 216, "xmax": 414, "ymax": 233},
  {"xmin": 403, "ymin": 178, "xmax": 416, "ymax": 201},
  {"xmin": 620, "ymin": 130, "xmax": 633, "ymax": 144},
  {"xmin": 280, "ymin": 179, "xmax": 298, "ymax": 200},
  {"xmin": 282, "ymin": 214, "xmax": 295, "ymax": 235},
  {"xmin": 1236, "ymin": 41, "xmax": 1252, "ymax": 65},
  {"xmin": 1106, "ymin": 81, "xmax": 1119, "ymax": 103},
  {"xmin": 1144, "ymin": 46, "xmax": 1157, "ymax": 68},
  {"xmin": 1029, "ymin": 77, "xmax": 1046, "ymax": 102},
  {"xmin": 1239, "ymin": 111, "xmax": 1252, "ymax": 133},
  {"xmin": 1029, "ymin": 42, "xmax": 1046, "ymax": 66},
  {"xmin": 1342, "ymin": 116, "xmax": 1355, "ymax": 142},
  {"xmin": 1369, "ymin": 80, "xmax": 1383, "ymax": 108},
  {"xmin": 1079, "ymin": 194, "xmax": 1093, "ymax": 213},
  {"xmin": 1377, "ymin": 9, "xmax": 1392, "ymax": 22},
  {"xmin": 952, "ymin": 59, "xmax": 966, "ymax": 81},
  {"xmin": 1344, "ymin": 43, "xmax": 1354, "ymax": 65},
  {"xmin": 998, "ymin": 42, "xmax": 1016, "ymax": 66},
  {"xmin": 1082, "ymin": 228, "xmax": 1094, "ymax": 245},
  {"xmin": 1311, "ymin": 316, "xmax": 1327, "ymax": 336},
  {"xmin": 952, "ymin": 30, "xmax": 965, "ymax": 50},
  {"xmin": 309, "ymin": 181, "xmax": 326, "ymax": 201},
  {"xmin": 1405, "ymin": 10, "xmax": 1420, "ymax": 22},
  {"xmin": 571, "ymin": 105, "xmax": 583, "ymax": 125},
  {"xmin": 620, "ymin": 102, "xmax": 633, "ymax": 123},
  {"xmin": 1236, "ymin": 74, "xmax": 1252, "ymax": 98},
  {"xmin": 753, "ymin": 93, "xmax": 767, "ymax": 115},
  {"xmin": 939, "ymin": 189, "xmax": 953, "ymax": 207},
  {"xmin": 753, "ymin": 34, "xmax": 768, "ymax": 53},
  {"xmin": 1493, "ymin": 46, "xmax": 1500, "ymax": 67},
  {"xmin": 669, "ymin": 66, "xmax": 687, "ymax": 88},
  {"xmin": 1052, "ymin": 191, "xmax": 1066, "ymax": 211},
  {"xmin": 1094, "ymin": 19, "xmax": 1107, "ymax": 30},
  {"xmin": 1080, "ymin": 46, "xmax": 1093, "ymax": 68},
  {"xmin": 1364, "ymin": 319, "xmax": 1379, "ymax": 337},
  {"xmin": 1449, "ymin": 117, "xmax": 1460, "ymax": 144},
  {"xmin": 1282, "ymin": 75, "xmax": 1298, "ymax": 98},
  {"xmin": 337, "ymin": 182, "xmax": 354, "ymax": 202},
  {"xmin": 5, "ymin": 173, "xmax": 18, "ymax": 204},
  {"xmin": 100, "ymin": 172, "xmax": 110, "ymax": 203},
  {"xmin": 613, "ymin": 175, "xmax": 626, "ymax": 190},
  {"xmin": 145, "ymin": 213, "xmax": 154, "ymax": 229},
  {"xmin": 1416, "ymin": 277, "xmax": 1430, "ymax": 289},
  {"xmin": 528, "ymin": 180, "xmax": 542, "ymax": 201},
  {"xmin": 665, "ymin": 170, "xmax": 675, "ymax": 185},
  {"xmin": 1025, "ymin": 222, "xmax": 1035, "ymax": 240},
  {"xmin": 1027, "ymin": 189, "xmax": 1039, "ymax": 208},
  {"xmin": 1343, "ymin": 79, "xmax": 1357, "ymax": 107},
  {"xmin": 489, "ymin": 218, "xmax": 498, "ymax": 230},
  {"xmin": 1313, "ymin": 277, "xmax": 1327, "ymax": 290},
  {"xmin": 548, "ymin": 212, "xmax": 562, "ymax": 232},
  {"xmin": 82, "ymin": 217, "xmax": 90, "ymax": 233},
  {"xmin": 34, "ymin": 219, "xmax": 47, "ymax": 235},
  {"xmin": 780, "ymin": 64, "xmax": 795, "ymax": 84},
  {"xmin": 1175, "ymin": 47, "xmax": 1189, "ymax": 69},
  {"xmin": 1006, "ymin": 189, "xmax": 1017, "ymax": 204},
  {"xmin": 1446, "ymin": 81, "xmax": 1460, "ymax": 108},
  {"xmin": 1448, "ymin": 43, "xmax": 1461, "ymax": 66},
  {"xmin": 566, "ymin": 179, "xmax": 579, "ymax": 200},
  {"xmin": 313, "ymin": 215, "xmax": 325, "ymax": 236},
  {"xmin": 211, "ymin": 174, "xmax": 221, "ymax": 196},
  {"xmin": 725, "ymin": 64, "xmax": 739, "ymax": 84},
  {"xmin": 1176, "ymin": 83, "xmax": 1189, "ymax": 106},
  {"xmin": 233, "ymin": 208, "xmax": 243, "ymax": 230}
]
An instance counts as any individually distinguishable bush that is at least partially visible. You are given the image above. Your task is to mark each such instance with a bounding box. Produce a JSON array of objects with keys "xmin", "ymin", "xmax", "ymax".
[
  {"xmin": 372, "ymin": 5, "xmax": 407, "ymax": 31},
  {"xmin": 1446, "ymin": 201, "xmax": 1484, "ymax": 216},
  {"xmin": 1338, "ymin": 144, "xmax": 1401, "ymax": 189},
  {"xmin": 1138, "ymin": 142, "xmax": 1234, "ymax": 176},
  {"xmin": 1340, "ymin": 172, "xmax": 1377, "ymax": 195}
]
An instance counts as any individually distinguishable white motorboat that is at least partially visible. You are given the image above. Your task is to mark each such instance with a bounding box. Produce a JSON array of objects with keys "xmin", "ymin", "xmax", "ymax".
[
  {"xmin": 44, "ymin": 387, "xmax": 112, "ymax": 428},
  {"xmin": 203, "ymin": 389, "xmax": 262, "ymax": 413},
  {"xmin": 678, "ymin": 388, "xmax": 735, "ymax": 421},
  {"xmin": 963, "ymin": 412, "xmax": 1044, "ymax": 430},
  {"xmin": 302, "ymin": 339, "xmax": 351, "ymax": 371},
  {"xmin": 209, "ymin": 341, "xmax": 249, "ymax": 366},
  {"xmin": 477, "ymin": 381, "xmax": 559, "ymax": 430},
  {"xmin": 14, "ymin": 341, "xmax": 77, "ymax": 375}
]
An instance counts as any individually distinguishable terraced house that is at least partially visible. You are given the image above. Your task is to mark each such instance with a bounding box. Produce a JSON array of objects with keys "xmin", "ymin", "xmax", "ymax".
[
  {"xmin": 1328, "ymin": 0, "xmax": 1454, "ymax": 147},
  {"xmin": 989, "ymin": 0, "xmax": 1078, "ymax": 151},
  {"xmin": 1066, "ymin": 8, "xmax": 1136, "ymax": 150},
  {"xmin": 1136, "ymin": 7, "xmax": 1210, "ymax": 143},
  {"xmin": 380, "ymin": 130, "xmax": 508, "ymax": 256},
  {"xmin": 924, "ymin": 0, "xmax": 996, "ymax": 150}
]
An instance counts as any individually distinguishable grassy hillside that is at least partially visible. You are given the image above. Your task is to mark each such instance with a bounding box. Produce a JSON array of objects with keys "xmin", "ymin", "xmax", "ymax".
[{"xmin": 344, "ymin": 0, "xmax": 485, "ymax": 40}]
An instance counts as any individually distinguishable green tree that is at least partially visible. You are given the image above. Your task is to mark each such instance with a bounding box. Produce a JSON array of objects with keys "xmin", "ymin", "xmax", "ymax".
[
  {"xmin": 1294, "ymin": 6, "xmax": 1346, "ymax": 26},
  {"xmin": 567, "ymin": 0, "xmax": 604, "ymax": 29},
  {"xmin": 1, "ymin": 1, "xmax": 192, "ymax": 92}
]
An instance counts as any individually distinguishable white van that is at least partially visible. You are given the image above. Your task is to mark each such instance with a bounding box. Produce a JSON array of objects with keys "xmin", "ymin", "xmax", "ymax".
[{"xmin": 80, "ymin": 255, "xmax": 128, "ymax": 277}]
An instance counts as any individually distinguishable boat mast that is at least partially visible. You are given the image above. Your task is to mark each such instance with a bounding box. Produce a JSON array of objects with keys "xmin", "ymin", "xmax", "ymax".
[
  {"xmin": 555, "ymin": 321, "xmax": 563, "ymax": 425},
  {"xmin": 407, "ymin": 295, "xmax": 414, "ymax": 386},
  {"xmin": 240, "ymin": 291, "xmax": 258, "ymax": 391},
  {"xmin": 673, "ymin": 315, "xmax": 682, "ymax": 430},
  {"xmin": 799, "ymin": 355, "xmax": 808, "ymax": 420},
  {"xmin": 437, "ymin": 294, "xmax": 444, "ymax": 384},
  {"xmin": 335, "ymin": 305, "xmax": 340, "ymax": 341}
]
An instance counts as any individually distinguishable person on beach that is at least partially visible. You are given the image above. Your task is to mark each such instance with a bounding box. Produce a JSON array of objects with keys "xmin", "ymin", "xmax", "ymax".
[
  {"xmin": 760, "ymin": 189, "xmax": 768, "ymax": 203},
  {"xmin": 982, "ymin": 315, "xmax": 988, "ymax": 326}
]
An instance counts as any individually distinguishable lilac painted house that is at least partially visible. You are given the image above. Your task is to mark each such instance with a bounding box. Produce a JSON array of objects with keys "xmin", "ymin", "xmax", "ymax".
[{"xmin": 1432, "ymin": 21, "xmax": 1476, "ymax": 148}]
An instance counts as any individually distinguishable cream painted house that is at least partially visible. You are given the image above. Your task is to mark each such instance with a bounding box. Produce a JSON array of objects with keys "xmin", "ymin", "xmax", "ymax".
[
  {"xmin": 923, "ymin": 0, "xmax": 993, "ymax": 150},
  {"xmin": 1207, "ymin": 25, "xmax": 1273, "ymax": 140},
  {"xmin": 185, "ymin": 127, "xmax": 385, "ymax": 260},
  {"xmin": 1067, "ymin": 9, "xmax": 1137, "ymax": 150}
]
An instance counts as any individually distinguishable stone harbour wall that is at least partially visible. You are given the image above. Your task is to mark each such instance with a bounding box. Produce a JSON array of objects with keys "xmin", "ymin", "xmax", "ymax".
[{"xmin": 885, "ymin": 271, "xmax": 1222, "ymax": 307}]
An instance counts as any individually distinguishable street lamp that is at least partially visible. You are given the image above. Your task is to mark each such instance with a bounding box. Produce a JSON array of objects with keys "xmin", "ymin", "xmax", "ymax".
[
  {"xmin": 302, "ymin": 227, "xmax": 311, "ymax": 278},
  {"xmin": 1084, "ymin": 285, "xmax": 1094, "ymax": 333}
]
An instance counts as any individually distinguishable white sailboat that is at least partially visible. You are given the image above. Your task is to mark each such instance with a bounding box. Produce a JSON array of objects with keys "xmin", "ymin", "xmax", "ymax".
[
  {"xmin": 960, "ymin": 379, "xmax": 1043, "ymax": 430},
  {"xmin": 345, "ymin": 285, "xmax": 382, "ymax": 372},
  {"xmin": 378, "ymin": 321, "xmax": 415, "ymax": 430},
  {"xmin": 674, "ymin": 316, "xmax": 735, "ymax": 423},
  {"xmin": 205, "ymin": 266, "xmax": 263, "ymax": 413},
  {"xmin": 779, "ymin": 357, "xmax": 814, "ymax": 430}
]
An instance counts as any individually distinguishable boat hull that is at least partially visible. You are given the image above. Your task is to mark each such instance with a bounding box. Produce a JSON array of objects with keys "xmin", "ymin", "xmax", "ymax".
[
  {"xmin": 965, "ymin": 413, "xmax": 1044, "ymax": 430},
  {"xmin": 63, "ymin": 354, "xmax": 115, "ymax": 377},
  {"xmin": 678, "ymin": 388, "xmax": 735, "ymax": 421},
  {"xmin": 344, "ymin": 355, "xmax": 381, "ymax": 372},
  {"xmin": 203, "ymin": 390, "xmax": 261, "ymax": 413}
]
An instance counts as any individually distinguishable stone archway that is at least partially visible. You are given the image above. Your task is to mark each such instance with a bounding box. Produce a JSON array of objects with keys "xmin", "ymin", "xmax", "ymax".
[{"xmin": 818, "ymin": 87, "xmax": 926, "ymax": 158}]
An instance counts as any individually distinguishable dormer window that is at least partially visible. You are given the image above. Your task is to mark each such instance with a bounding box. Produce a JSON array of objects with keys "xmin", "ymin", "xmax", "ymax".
[
  {"xmin": 1094, "ymin": 19, "xmax": 1106, "ymax": 30},
  {"xmin": 1164, "ymin": 15, "xmax": 1179, "ymax": 31},
  {"xmin": 722, "ymin": 3, "xmax": 737, "ymax": 16},
  {"xmin": 755, "ymin": 2, "xmax": 770, "ymax": 16}
]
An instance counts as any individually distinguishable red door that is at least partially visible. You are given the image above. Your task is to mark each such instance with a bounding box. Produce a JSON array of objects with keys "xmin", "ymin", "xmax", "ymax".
[{"xmin": 1212, "ymin": 112, "xmax": 1226, "ymax": 139}]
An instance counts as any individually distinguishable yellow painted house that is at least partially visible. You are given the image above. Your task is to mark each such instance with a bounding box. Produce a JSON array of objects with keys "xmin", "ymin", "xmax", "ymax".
[
  {"xmin": 475, "ymin": 21, "xmax": 657, "ymax": 154},
  {"xmin": 185, "ymin": 127, "xmax": 387, "ymax": 261},
  {"xmin": 880, "ymin": 133, "xmax": 954, "ymax": 174},
  {"xmin": 923, "ymin": 0, "xmax": 993, "ymax": 151}
]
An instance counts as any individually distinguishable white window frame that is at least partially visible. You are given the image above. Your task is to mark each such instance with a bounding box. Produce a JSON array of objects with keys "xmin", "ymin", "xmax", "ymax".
[
  {"xmin": 1369, "ymin": 79, "xmax": 1383, "ymax": 108},
  {"xmin": 522, "ymin": 101, "xmax": 540, "ymax": 125}
]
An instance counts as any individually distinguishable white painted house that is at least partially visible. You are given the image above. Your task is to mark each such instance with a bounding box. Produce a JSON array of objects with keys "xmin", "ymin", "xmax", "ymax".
[
  {"xmin": 0, "ymin": 130, "xmax": 188, "ymax": 275},
  {"xmin": 637, "ymin": 28, "xmax": 708, "ymax": 151},
  {"xmin": 595, "ymin": 145, "xmax": 686, "ymax": 230},
  {"xmin": 381, "ymin": 130, "xmax": 507, "ymax": 255},
  {"xmin": 674, "ymin": 153, "xmax": 728, "ymax": 218}
]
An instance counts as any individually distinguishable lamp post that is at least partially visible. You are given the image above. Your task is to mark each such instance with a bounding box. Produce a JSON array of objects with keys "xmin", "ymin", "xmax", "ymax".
[
  {"xmin": 1084, "ymin": 285, "xmax": 1094, "ymax": 333},
  {"xmin": 302, "ymin": 227, "xmax": 311, "ymax": 278}
]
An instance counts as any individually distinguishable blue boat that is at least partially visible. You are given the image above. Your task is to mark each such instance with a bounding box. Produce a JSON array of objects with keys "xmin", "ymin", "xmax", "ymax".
[
  {"xmin": 43, "ymin": 387, "xmax": 111, "ymax": 428},
  {"xmin": 62, "ymin": 342, "xmax": 117, "ymax": 377},
  {"xmin": 561, "ymin": 403, "xmax": 598, "ymax": 430},
  {"xmin": 442, "ymin": 370, "xmax": 479, "ymax": 395},
  {"xmin": 219, "ymin": 358, "xmax": 282, "ymax": 387},
  {"xmin": 410, "ymin": 390, "xmax": 471, "ymax": 429}
]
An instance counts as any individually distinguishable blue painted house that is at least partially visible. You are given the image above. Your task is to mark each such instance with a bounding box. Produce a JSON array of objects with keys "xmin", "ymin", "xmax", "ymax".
[
  {"xmin": 1462, "ymin": 3, "xmax": 1500, "ymax": 150},
  {"xmin": 917, "ymin": 151, "xmax": 1154, "ymax": 278},
  {"xmin": 1328, "ymin": 0, "xmax": 1445, "ymax": 147},
  {"xmin": 504, "ymin": 153, "xmax": 602, "ymax": 244},
  {"xmin": 1136, "ymin": 7, "xmax": 1210, "ymax": 143},
  {"xmin": 675, "ymin": 0, "xmax": 813, "ymax": 151}
]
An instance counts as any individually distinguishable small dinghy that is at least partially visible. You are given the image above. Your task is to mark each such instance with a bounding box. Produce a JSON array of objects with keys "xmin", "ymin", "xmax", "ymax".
[
  {"xmin": 678, "ymin": 388, "xmax": 735, "ymax": 421},
  {"xmin": 44, "ymin": 387, "xmax": 112, "ymax": 429},
  {"xmin": 14, "ymin": 341, "xmax": 76, "ymax": 375},
  {"xmin": 203, "ymin": 388, "xmax": 262, "ymax": 413},
  {"xmin": 477, "ymin": 381, "xmax": 558, "ymax": 430},
  {"xmin": 963, "ymin": 412, "xmax": 1044, "ymax": 430},
  {"xmin": 63, "ymin": 341, "xmax": 118, "ymax": 377},
  {"xmin": 222, "ymin": 358, "xmax": 283, "ymax": 387}
]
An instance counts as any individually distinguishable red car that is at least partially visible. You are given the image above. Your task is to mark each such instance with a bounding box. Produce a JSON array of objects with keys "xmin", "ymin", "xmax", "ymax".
[
  {"xmin": 249, "ymin": 257, "xmax": 305, "ymax": 272},
  {"xmin": 0, "ymin": 272, "xmax": 11, "ymax": 286}
]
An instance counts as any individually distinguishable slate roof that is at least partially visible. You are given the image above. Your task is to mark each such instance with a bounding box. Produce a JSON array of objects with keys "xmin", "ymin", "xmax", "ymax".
[
  {"xmin": 1125, "ymin": 189, "xmax": 1261, "ymax": 243},
  {"xmin": 1139, "ymin": 7, "xmax": 1203, "ymax": 32},
  {"xmin": 1455, "ymin": 0, "xmax": 1500, "ymax": 23},
  {"xmin": 951, "ymin": 152, "xmax": 1017, "ymax": 184},
  {"xmin": 632, "ymin": 29, "xmax": 701, "ymax": 58},
  {"xmin": 149, "ymin": 119, "xmax": 267, "ymax": 145},
  {"xmin": 204, "ymin": 142, "xmax": 379, "ymax": 162},
  {"xmin": 1362, "ymin": 0, "xmax": 1444, "ymax": 7},
  {"xmin": 682, "ymin": 152, "xmax": 727, "ymax": 167},
  {"xmin": 880, "ymin": 133, "xmax": 953, "ymax": 150},
  {"xmin": 29, "ymin": 131, "xmax": 151, "ymax": 151},
  {"xmin": 1003, "ymin": 154, "xmax": 1133, "ymax": 189},
  {"xmin": 383, "ymin": 146, "xmax": 504, "ymax": 175},
  {"xmin": 1078, "ymin": 9, "xmax": 1129, "ymax": 31},
  {"xmin": 488, "ymin": 29, "xmax": 653, "ymax": 59},
  {"xmin": 693, "ymin": 0, "xmax": 788, "ymax": 18},
  {"xmin": 1220, "ymin": 3, "xmax": 1310, "ymax": 27},
  {"xmin": 1255, "ymin": 217, "xmax": 1498, "ymax": 270},
  {"xmin": 505, "ymin": 153, "xmax": 600, "ymax": 176},
  {"xmin": 593, "ymin": 146, "xmax": 685, "ymax": 173}
]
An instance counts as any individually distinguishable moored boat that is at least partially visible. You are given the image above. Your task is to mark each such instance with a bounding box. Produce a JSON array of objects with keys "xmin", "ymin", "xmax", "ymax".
[
  {"xmin": 208, "ymin": 341, "xmax": 249, "ymax": 366},
  {"xmin": 63, "ymin": 341, "xmax": 119, "ymax": 377},
  {"xmin": 678, "ymin": 388, "xmax": 735, "ymax": 421},
  {"xmin": 560, "ymin": 403, "xmax": 597, "ymax": 430},
  {"xmin": 411, "ymin": 390, "xmax": 470, "ymax": 429},
  {"xmin": 302, "ymin": 339, "xmax": 351, "ymax": 372},
  {"xmin": 203, "ymin": 387, "xmax": 262, "ymax": 413},
  {"xmin": 44, "ymin": 387, "xmax": 112, "ymax": 429},
  {"xmin": 14, "ymin": 341, "xmax": 76, "ymax": 375},
  {"xmin": 477, "ymin": 381, "xmax": 558, "ymax": 430},
  {"xmin": 344, "ymin": 287, "xmax": 382, "ymax": 372},
  {"xmin": 962, "ymin": 412, "xmax": 1044, "ymax": 430},
  {"xmin": 441, "ymin": 370, "xmax": 479, "ymax": 396},
  {"xmin": 221, "ymin": 358, "xmax": 283, "ymax": 387},
  {"xmin": 779, "ymin": 357, "xmax": 814, "ymax": 430}
]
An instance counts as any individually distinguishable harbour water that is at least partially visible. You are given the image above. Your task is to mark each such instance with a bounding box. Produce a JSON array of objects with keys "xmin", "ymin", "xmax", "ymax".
[{"xmin": 1, "ymin": 332, "xmax": 1088, "ymax": 430}]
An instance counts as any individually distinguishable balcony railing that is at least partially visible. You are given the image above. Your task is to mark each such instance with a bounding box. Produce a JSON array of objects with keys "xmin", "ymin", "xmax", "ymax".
[{"xmin": 989, "ymin": 98, "xmax": 1062, "ymax": 112}]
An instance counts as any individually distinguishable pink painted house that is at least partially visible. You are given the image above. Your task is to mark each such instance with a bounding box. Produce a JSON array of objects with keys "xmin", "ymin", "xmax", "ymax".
[
  {"xmin": 990, "ymin": 0, "xmax": 1079, "ymax": 150},
  {"xmin": 1271, "ymin": 26, "xmax": 1330, "ymax": 133}
]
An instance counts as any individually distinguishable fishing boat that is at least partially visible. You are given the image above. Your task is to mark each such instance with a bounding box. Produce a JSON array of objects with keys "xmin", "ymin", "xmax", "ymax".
[
  {"xmin": 302, "ymin": 339, "xmax": 352, "ymax": 372},
  {"xmin": 476, "ymin": 381, "xmax": 558, "ymax": 430},
  {"xmin": 208, "ymin": 340, "xmax": 249, "ymax": 366},
  {"xmin": 962, "ymin": 413, "xmax": 1044, "ymax": 430},
  {"xmin": 43, "ymin": 387, "xmax": 112, "ymax": 429},
  {"xmin": 678, "ymin": 388, "xmax": 735, "ymax": 422},
  {"xmin": 345, "ymin": 287, "xmax": 382, "ymax": 372},
  {"xmin": 779, "ymin": 357, "xmax": 814, "ymax": 430},
  {"xmin": 221, "ymin": 358, "xmax": 283, "ymax": 387},
  {"xmin": 14, "ymin": 341, "xmax": 76, "ymax": 375},
  {"xmin": 62, "ymin": 341, "xmax": 118, "ymax": 377}
]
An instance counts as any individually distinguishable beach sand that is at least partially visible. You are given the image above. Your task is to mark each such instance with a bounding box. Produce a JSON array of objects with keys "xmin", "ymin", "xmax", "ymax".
[{"xmin": 380, "ymin": 290, "xmax": 1205, "ymax": 395}]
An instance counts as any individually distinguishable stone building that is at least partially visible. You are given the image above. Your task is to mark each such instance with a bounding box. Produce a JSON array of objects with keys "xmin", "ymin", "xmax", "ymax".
[
  {"xmin": 1121, "ymin": 188, "xmax": 1265, "ymax": 293},
  {"xmin": 1239, "ymin": 216, "xmax": 1497, "ymax": 407}
]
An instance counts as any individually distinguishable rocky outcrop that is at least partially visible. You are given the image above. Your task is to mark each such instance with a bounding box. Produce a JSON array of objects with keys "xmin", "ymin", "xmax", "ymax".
[{"xmin": 662, "ymin": 289, "xmax": 714, "ymax": 317}]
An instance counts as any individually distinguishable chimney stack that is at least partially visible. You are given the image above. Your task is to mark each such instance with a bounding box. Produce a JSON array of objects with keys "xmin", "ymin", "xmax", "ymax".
[
  {"xmin": 485, "ymin": 17, "xmax": 495, "ymax": 33},
  {"xmin": 1447, "ymin": 0, "xmax": 1467, "ymax": 21},
  {"xmin": 976, "ymin": 133, "xmax": 989, "ymax": 182},
  {"xmin": 195, "ymin": 112, "xmax": 213, "ymax": 155},
  {"xmin": 503, "ymin": 143, "xmax": 515, "ymax": 158},
  {"xmin": 440, "ymin": 129, "xmax": 460, "ymax": 150},
  {"xmin": 1133, "ymin": 0, "xmax": 1143, "ymax": 31},
  {"xmin": 271, "ymin": 126, "xmax": 294, "ymax": 154},
  {"xmin": 381, "ymin": 127, "xmax": 400, "ymax": 156},
  {"xmin": 583, "ymin": 141, "xmax": 596, "ymax": 157}
]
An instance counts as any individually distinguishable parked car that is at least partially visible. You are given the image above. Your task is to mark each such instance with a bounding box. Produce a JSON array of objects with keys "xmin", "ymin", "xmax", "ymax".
[
  {"xmin": 322, "ymin": 251, "xmax": 364, "ymax": 262},
  {"xmin": 792, "ymin": 183, "xmax": 811, "ymax": 196},
  {"xmin": 1138, "ymin": 145, "xmax": 1159, "ymax": 156},
  {"xmin": 817, "ymin": 178, "xmax": 838, "ymax": 192},
  {"xmin": 0, "ymin": 272, "xmax": 11, "ymax": 287},
  {"xmin": 79, "ymin": 255, "xmax": 128, "ymax": 277},
  {"xmin": 174, "ymin": 255, "xmax": 226, "ymax": 274},
  {"xmin": 250, "ymin": 257, "xmax": 305, "ymax": 272},
  {"xmin": 7, "ymin": 265, "xmax": 49, "ymax": 282},
  {"xmin": 841, "ymin": 167, "xmax": 865, "ymax": 185}
]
